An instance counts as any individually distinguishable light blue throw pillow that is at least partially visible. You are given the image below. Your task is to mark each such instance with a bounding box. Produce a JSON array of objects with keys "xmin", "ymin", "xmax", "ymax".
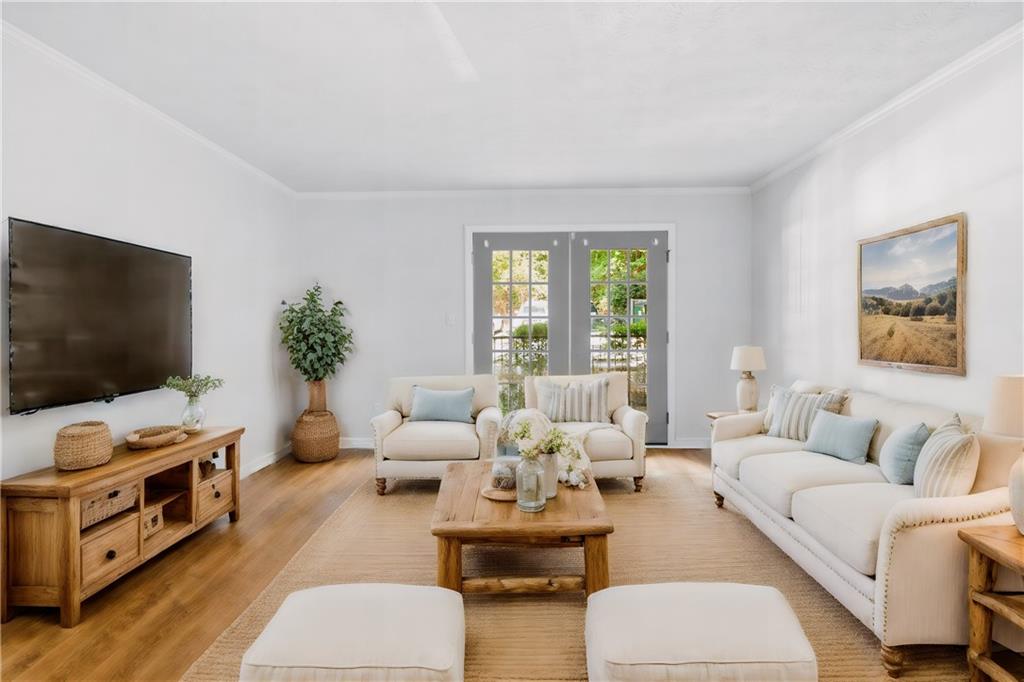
[
  {"xmin": 879, "ymin": 422, "xmax": 931, "ymax": 485},
  {"xmin": 803, "ymin": 410, "xmax": 878, "ymax": 463},
  {"xmin": 408, "ymin": 386, "xmax": 474, "ymax": 423}
]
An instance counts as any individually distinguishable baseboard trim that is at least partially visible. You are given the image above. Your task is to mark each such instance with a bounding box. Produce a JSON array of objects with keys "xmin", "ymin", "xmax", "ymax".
[
  {"xmin": 341, "ymin": 437, "xmax": 374, "ymax": 449},
  {"xmin": 241, "ymin": 445, "xmax": 291, "ymax": 478}
]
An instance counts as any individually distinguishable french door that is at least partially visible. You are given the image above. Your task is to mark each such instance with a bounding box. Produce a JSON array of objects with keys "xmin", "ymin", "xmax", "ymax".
[{"xmin": 473, "ymin": 230, "xmax": 668, "ymax": 444}]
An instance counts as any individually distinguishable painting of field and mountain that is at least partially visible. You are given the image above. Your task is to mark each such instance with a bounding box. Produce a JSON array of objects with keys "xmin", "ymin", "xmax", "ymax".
[{"xmin": 858, "ymin": 213, "xmax": 966, "ymax": 375}]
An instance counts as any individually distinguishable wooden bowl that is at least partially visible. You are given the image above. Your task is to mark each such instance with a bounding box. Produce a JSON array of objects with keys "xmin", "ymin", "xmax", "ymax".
[{"xmin": 126, "ymin": 425, "xmax": 187, "ymax": 450}]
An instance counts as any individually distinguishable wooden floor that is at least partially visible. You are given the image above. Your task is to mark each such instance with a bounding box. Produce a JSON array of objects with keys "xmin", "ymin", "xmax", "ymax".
[{"xmin": 1, "ymin": 449, "xmax": 377, "ymax": 682}]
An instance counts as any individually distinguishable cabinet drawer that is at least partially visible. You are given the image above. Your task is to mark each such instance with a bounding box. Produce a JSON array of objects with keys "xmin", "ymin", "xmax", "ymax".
[
  {"xmin": 81, "ymin": 483, "xmax": 138, "ymax": 529},
  {"xmin": 81, "ymin": 513, "xmax": 139, "ymax": 587},
  {"xmin": 197, "ymin": 470, "xmax": 233, "ymax": 520}
]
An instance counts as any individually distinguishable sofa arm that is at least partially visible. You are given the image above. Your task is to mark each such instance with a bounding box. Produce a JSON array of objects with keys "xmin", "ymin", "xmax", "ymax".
[
  {"xmin": 370, "ymin": 410, "xmax": 403, "ymax": 463},
  {"xmin": 873, "ymin": 487, "xmax": 1017, "ymax": 645},
  {"xmin": 711, "ymin": 410, "xmax": 766, "ymax": 443},
  {"xmin": 475, "ymin": 406, "xmax": 502, "ymax": 459},
  {"xmin": 612, "ymin": 405, "xmax": 648, "ymax": 462}
]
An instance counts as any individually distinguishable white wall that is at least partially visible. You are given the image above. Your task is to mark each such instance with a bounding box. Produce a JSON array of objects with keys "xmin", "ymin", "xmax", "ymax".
[
  {"xmin": 750, "ymin": 42, "xmax": 1023, "ymax": 414},
  {"xmin": 297, "ymin": 190, "xmax": 752, "ymax": 445},
  {"xmin": 1, "ymin": 28, "xmax": 297, "ymax": 477}
]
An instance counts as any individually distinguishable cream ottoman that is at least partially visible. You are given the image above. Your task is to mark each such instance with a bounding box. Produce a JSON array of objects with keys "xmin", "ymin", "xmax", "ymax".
[
  {"xmin": 240, "ymin": 583, "xmax": 465, "ymax": 681},
  {"xmin": 586, "ymin": 582, "xmax": 817, "ymax": 681}
]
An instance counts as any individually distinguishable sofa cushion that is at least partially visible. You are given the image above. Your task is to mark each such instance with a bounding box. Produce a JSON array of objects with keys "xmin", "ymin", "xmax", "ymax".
[
  {"xmin": 766, "ymin": 389, "xmax": 845, "ymax": 441},
  {"xmin": 408, "ymin": 386, "xmax": 474, "ymax": 423},
  {"xmin": 914, "ymin": 415, "xmax": 981, "ymax": 497},
  {"xmin": 739, "ymin": 451, "xmax": 887, "ymax": 517},
  {"xmin": 792, "ymin": 483, "xmax": 916, "ymax": 576},
  {"xmin": 539, "ymin": 376, "xmax": 611, "ymax": 423},
  {"xmin": 526, "ymin": 372, "xmax": 628, "ymax": 415},
  {"xmin": 712, "ymin": 435, "xmax": 804, "ymax": 479},
  {"xmin": 763, "ymin": 381, "xmax": 846, "ymax": 431},
  {"xmin": 803, "ymin": 411, "xmax": 878, "ymax": 463},
  {"xmin": 557, "ymin": 423, "xmax": 632, "ymax": 461},
  {"xmin": 879, "ymin": 422, "xmax": 930, "ymax": 485},
  {"xmin": 382, "ymin": 421, "xmax": 480, "ymax": 461}
]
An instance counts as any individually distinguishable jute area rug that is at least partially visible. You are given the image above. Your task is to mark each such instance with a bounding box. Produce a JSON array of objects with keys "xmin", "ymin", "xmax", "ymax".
[{"xmin": 183, "ymin": 452, "xmax": 967, "ymax": 681}]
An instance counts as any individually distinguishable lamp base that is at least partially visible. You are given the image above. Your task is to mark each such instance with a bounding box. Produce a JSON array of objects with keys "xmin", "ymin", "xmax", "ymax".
[
  {"xmin": 1010, "ymin": 457, "xmax": 1024, "ymax": 535},
  {"xmin": 736, "ymin": 372, "xmax": 759, "ymax": 412}
]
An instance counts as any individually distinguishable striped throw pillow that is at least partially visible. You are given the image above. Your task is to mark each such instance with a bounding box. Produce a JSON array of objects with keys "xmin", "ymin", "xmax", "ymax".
[
  {"xmin": 540, "ymin": 377, "xmax": 610, "ymax": 423},
  {"xmin": 913, "ymin": 415, "xmax": 980, "ymax": 497},
  {"xmin": 766, "ymin": 388, "xmax": 845, "ymax": 441}
]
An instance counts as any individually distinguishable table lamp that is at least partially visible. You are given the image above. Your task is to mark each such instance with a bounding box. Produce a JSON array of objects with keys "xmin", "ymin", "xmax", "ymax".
[
  {"xmin": 730, "ymin": 346, "xmax": 766, "ymax": 412},
  {"xmin": 984, "ymin": 375, "xmax": 1024, "ymax": 533}
]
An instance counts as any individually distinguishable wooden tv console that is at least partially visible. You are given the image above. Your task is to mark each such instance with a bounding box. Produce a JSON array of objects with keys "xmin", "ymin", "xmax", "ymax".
[{"xmin": 1, "ymin": 426, "xmax": 244, "ymax": 627}]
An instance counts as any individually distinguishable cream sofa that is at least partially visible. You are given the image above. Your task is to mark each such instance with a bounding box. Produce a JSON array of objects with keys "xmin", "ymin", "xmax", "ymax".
[
  {"xmin": 525, "ymin": 373, "xmax": 648, "ymax": 491},
  {"xmin": 711, "ymin": 380, "xmax": 1024, "ymax": 677},
  {"xmin": 370, "ymin": 375, "xmax": 501, "ymax": 495}
]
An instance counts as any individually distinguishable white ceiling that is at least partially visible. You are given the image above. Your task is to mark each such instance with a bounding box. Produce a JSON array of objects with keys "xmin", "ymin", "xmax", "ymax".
[{"xmin": 3, "ymin": 2, "xmax": 1021, "ymax": 192}]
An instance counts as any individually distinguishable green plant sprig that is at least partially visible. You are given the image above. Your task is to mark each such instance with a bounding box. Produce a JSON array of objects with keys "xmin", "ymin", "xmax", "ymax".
[
  {"xmin": 163, "ymin": 374, "xmax": 225, "ymax": 400},
  {"xmin": 279, "ymin": 284, "xmax": 354, "ymax": 383}
]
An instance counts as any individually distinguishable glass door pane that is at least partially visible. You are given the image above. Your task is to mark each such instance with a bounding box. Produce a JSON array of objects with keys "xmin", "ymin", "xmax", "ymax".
[
  {"xmin": 473, "ymin": 234, "xmax": 568, "ymax": 413},
  {"xmin": 572, "ymin": 232, "xmax": 667, "ymax": 444}
]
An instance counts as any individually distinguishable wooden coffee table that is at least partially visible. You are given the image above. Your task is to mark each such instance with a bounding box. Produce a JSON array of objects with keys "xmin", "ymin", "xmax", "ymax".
[{"xmin": 430, "ymin": 461, "xmax": 613, "ymax": 595}]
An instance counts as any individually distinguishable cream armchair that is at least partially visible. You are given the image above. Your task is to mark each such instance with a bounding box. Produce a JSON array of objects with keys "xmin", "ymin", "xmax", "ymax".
[
  {"xmin": 524, "ymin": 372, "xmax": 648, "ymax": 491},
  {"xmin": 371, "ymin": 375, "xmax": 501, "ymax": 495}
]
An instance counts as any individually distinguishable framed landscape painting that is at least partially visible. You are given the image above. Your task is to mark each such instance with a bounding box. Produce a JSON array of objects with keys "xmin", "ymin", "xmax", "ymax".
[{"xmin": 858, "ymin": 213, "xmax": 966, "ymax": 375}]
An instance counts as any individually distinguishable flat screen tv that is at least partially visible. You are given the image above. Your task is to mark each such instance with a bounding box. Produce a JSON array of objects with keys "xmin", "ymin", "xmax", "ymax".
[{"xmin": 8, "ymin": 218, "xmax": 192, "ymax": 414}]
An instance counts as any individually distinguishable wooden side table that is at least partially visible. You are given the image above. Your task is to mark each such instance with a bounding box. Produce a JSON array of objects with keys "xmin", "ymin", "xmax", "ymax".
[{"xmin": 957, "ymin": 525, "xmax": 1024, "ymax": 682}]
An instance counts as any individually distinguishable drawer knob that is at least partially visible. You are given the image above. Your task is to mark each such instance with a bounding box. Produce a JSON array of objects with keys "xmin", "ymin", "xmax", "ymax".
[
  {"xmin": 214, "ymin": 491, "xmax": 222, "ymax": 499},
  {"xmin": 106, "ymin": 549, "xmax": 117, "ymax": 560}
]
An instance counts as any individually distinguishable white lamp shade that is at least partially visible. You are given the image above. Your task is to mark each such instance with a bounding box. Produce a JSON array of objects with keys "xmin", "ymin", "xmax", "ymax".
[
  {"xmin": 730, "ymin": 346, "xmax": 766, "ymax": 372},
  {"xmin": 984, "ymin": 375, "xmax": 1024, "ymax": 437}
]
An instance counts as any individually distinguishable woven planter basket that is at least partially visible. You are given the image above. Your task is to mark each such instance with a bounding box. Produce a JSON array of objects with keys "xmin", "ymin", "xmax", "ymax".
[
  {"xmin": 292, "ymin": 410, "xmax": 340, "ymax": 463},
  {"xmin": 53, "ymin": 421, "xmax": 113, "ymax": 471}
]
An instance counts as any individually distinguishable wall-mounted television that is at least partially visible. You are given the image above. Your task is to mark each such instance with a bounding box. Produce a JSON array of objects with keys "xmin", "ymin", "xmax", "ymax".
[{"xmin": 8, "ymin": 218, "xmax": 192, "ymax": 414}]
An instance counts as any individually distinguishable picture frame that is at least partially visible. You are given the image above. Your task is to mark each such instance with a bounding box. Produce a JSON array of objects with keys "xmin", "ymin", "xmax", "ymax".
[{"xmin": 857, "ymin": 213, "xmax": 966, "ymax": 376}]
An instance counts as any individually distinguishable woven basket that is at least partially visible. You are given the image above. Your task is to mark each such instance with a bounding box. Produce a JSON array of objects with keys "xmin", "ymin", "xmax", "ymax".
[
  {"xmin": 292, "ymin": 410, "xmax": 340, "ymax": 463},
  {"xmin": 53, "ymin": 421, "xmax": 113, "ymax": 471},
  {"xmin": 126, "ymin": 425, "xmax": 186, "ymax": 450}
]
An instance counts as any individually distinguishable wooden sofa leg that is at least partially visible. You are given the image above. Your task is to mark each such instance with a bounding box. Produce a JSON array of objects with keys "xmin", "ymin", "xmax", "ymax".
[
  {"xmin": 375, "ymin": 478, "xmax": 387, "ymax": 496},
  {"xmin": 633, "ymin": 476, "xmax": 644, "ymax": 493},
  {"xmin": 713, "ymin": 492, "xmax": 724, "ymax": 508},
  {"xmin": 880, "ymin": 644, "xmax": 904, "ymax": 678}
]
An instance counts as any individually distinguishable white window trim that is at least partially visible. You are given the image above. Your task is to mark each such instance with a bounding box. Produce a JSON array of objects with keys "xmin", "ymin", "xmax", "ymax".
[{"xmin": 464, "ymin": 223, "xmax": 676, "ymax": 445}]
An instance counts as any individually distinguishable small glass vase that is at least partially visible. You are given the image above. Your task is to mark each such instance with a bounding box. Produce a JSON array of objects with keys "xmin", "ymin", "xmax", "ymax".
[
  {"xmin": 542, "ymin": 452, "xmax": 558, "ymax": 499},
  {"xmin": 181, "ymin": 397, "xmax": 206, "ymax": 433},
  {"xmin": 516, "ymin": 457, "xmax": 546, "ymax": 513}
]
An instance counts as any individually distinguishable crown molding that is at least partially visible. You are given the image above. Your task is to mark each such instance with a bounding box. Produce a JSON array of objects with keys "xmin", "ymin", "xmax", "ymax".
[
  {"xmin": 750, "ymin": 20, "xmax": 1024, "ymax": 194},
  {"xmin": 295, "ymin": 186, "xmax": 751, "ymax": 200},
  {"xmin": 1, "ymin": 21, "xmax": 298, "ymax": 198}
]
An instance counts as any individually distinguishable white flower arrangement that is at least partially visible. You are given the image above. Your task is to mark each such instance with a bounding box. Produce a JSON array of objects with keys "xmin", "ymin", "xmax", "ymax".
[{"xmin": 514, "ymin": 421, "xmax": 591, "ymax": 489}]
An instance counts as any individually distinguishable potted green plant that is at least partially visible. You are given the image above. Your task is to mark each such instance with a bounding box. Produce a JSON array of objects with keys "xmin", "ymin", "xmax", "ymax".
[
  {"xmin": 163, "ymin": 374, "xmax": 225, "ymax": 433},
  {"xmin": 279, "ymin": 284, "xmax": 354, "ymax": 462}
]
